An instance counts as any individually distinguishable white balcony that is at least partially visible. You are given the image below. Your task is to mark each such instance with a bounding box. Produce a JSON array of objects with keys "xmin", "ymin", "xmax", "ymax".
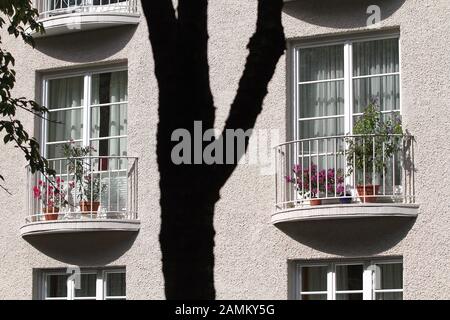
[
  {"xmin": 21, "ymin": 156, "xmax": 139, "ymax": 236},
  {"xmin": 30, "ymin": 0, "xmax": 140, "ymax": 37},
  {"xmin": 272, "ymin": 134, "xmax": 418, "ymax": 224}
]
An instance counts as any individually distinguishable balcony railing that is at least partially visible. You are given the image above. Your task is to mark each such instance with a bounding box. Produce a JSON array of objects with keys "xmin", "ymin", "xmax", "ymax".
[
  {"xmin": 35, "ymin": 0, "xmax": 139, "ymax": 20},
  {"xmin": 26, "ymin": 156, "xmax": 138, "ymax": 224},
  {"xmin": 275, "ymin": 134, "xmax": 415, "ymax": 211}
]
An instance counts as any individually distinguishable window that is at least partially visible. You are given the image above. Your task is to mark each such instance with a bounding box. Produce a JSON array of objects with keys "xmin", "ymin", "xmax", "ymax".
[
  {"xmin": 39, "ymin": 268, "xmax": 126, "ymax": 300},
  {"xmin": 294, "ymin": 260, "xmax": 403, "ymax": 300},
  {"xmin": 43, "ymin": 68, "xmax": 128, "ymax": 162},
  {"xmin": 292, "ymin": 36, "xmax": 400, "ymax": 140}
]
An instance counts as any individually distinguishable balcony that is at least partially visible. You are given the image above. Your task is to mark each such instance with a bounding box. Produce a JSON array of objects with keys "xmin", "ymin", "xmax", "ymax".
[
  {"xmin": 20, "ymin": 156, "xmax": 139, "ymax": 237},
  {"xmin": 272, "ymin": 134, "xmax": 418, "ymax": 225},
  {"xmin": 30, "ymin": 0, "xmax": 140, "ymax": 37}
]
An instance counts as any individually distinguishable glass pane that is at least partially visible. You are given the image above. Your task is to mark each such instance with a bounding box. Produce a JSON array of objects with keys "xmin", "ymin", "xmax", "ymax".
[
  {"xmin": 336, "ymin": 265, "xmax": 363, "ymax": 291},
  {"xmin": 299, "ymin": 117, "xmax": 345, "ymax": 140},
  {"xmin": 46, "ymin": 141, "xmax": 82, "ymax": 160},
  {"xmin": 336, "ymin": 293, "xmax": 363, "ymax": 300},
  {"xmin": 46, "ymin": 274, "xmax": 68, "ymax": 298},
  {"xmin": 91, "ymin": 71, "xmax": 128, "ymax": 105},
  {"xmin": 353, "ymin": 75, "xmax": 400, "ymax": 113},
  {"xmin": 90, "ymin": 138, "xmax": 128, "ymax": 159},
  {"xmin": 301, "ymin": 294, "xmax": 327, "ymax": 301},
  {"xmin": 353, "ymin": 38, "xmax": 399, "ymax": 77},
  {"xmin": 299, "ymin": 45, "xmax": 344, "ymax": 82},
  {"xmin": 106, "ymin": 272, "xmax": 126, "ymax": 297},
  {"xmin": 301, "ymin": 266, "xmax": 327, "ymax": 292},
  {"xmin": 48, "ymin": 76, "xmax": 84, "ymax": 110},
  {"xmin": 376, "ymin": 292, "xmax": 403, "ymax": 300},
  {"xmin": 48, "ymin": 109, "xmax": 84, "ymax": 142},
  {"xmin": 299, "ymin": 81, "xmax": 344, "ymax": 118},
  {"xmin": 375, "ymin": 263, "xmax": 403, "ymax": 290},
  {"xmin": 91, "ymin": 103, "xmax": 127, "ymax": 139},
  {"xmin": 75, "ymin": 274, "xmax": 97, "ymax": 298}
]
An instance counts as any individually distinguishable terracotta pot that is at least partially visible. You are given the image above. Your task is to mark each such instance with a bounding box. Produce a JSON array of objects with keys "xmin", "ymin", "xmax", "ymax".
[
  {"xmin": 43, "ymin": 207, "xmax": 59, "ymax": 221},
  {"xmin": 356, "ymin": 185, "xmax": 380, "ymax": 203},
  {"xmin": 79, "ymin": 201, "xmax": 100, "ymax": 214},
  {"xmin": 310, "ymin": 199, "xmax": 322, "ymax": 206}
]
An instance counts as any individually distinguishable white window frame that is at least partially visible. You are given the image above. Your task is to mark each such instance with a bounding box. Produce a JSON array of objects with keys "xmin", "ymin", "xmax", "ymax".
[
  {"xmin": 294, "ymin": 259, "xmax": 403, "ymax": 300},
  {"xmin": 41, "ymin": 65, "xmax": 128, "ymax": 158},
  {"xmin": 39, "ymin": 268, "xmax": 126, "ymax": 300},
  {"xmin": 290, "ymin": 32, "xmax": 402, "ymax": 141}
]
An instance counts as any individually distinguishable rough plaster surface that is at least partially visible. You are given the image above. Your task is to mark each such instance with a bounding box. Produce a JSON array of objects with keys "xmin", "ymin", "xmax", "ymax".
[{"xmin": 0, "ymin": 0, "xmax": 449, "ymax": 299}]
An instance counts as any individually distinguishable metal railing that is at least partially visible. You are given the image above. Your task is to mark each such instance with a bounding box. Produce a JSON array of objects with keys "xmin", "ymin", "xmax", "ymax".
[
  {"xmin": 26, "ymin": 156, "xmax": 138, "ymax": 223},
  {"xmin": 275, "ymin": 134, "xmax": 415, "ymax": 211},
  {"xmin": 34, "ymin": 0, "xmax": 139, "ymax": 19}
]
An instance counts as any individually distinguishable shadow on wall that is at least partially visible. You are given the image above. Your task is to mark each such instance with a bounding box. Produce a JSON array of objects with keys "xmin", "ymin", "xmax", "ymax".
[
  {"xmin": 34, "ymin": 25, "xmax": 138, "ymax": 63},
  {"xmin": 283, "ymin": 0, "xmax": 407, "ymax": 29},
  {"xmin": 276, "ymin": 217, "xmax": 416, "ymax": 256},
  {"xmin": 24, "ymin": 231, "xmax": 138, "ymax": 266}
]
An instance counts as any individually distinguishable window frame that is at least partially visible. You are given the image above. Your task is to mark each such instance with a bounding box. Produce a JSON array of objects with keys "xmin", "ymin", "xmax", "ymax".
[
  {"xmin": 293, "ymin": 259, "xmax": 403, "ymax": 300},
  {"xmin": 290, "ymin": 32, "xmax": 402, "ymax": 142},
  {"xmin": 39, "ymin": 267, "xmax": 126, "ymax": 300},
  {"xmin": 41, "ymin": 65, "xmax": 128, "ymax": 159}
]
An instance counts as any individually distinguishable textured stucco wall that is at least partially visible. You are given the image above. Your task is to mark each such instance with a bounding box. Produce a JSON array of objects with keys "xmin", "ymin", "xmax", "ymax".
[{"xmin": 0, "ymin": 0, "xmax": 449, "ymax": 299}]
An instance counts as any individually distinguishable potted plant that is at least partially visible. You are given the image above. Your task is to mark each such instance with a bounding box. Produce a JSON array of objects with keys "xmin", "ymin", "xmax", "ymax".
[
  {"xmin": 337, "ymin": 183, "xmax": 352, "ymax": 204},
  {"xmin": 346, "ymin": 101, "xmax": 403, "ymax": 203},
  {"xmin": 63, "ymin": 141, "xmax": 107, "ymax": 215},
  {"xmin": 33, "ymin": 178, "xmax": 68, "ymax": 221},
  {"xmin": 286, "ymin": 164, "xmax": 327, "ymax": 206}
]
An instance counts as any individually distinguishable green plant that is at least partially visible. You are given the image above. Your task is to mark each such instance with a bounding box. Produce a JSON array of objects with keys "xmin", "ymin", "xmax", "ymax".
[
  {"xmin": 63, "ymin": 141, "xmax": 106, "ymax": 202},
  {"xmin": 346, "ymin": 102, "xmax": 403, "ymax": 184}
]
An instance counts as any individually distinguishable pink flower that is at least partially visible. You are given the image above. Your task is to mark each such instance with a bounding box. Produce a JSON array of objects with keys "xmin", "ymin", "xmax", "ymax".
[{"xmin": 33, "ymin": 186, "xmax": 41, "ymax": 199}]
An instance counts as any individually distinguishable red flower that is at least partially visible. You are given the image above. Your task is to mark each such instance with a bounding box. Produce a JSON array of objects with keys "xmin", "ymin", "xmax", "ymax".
[{"xmin": 33, "ymin": 186, "xmax": 41, "ymax": 199}]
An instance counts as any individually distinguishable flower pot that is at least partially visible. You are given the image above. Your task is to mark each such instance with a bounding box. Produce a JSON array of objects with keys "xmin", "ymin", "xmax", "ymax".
[
  {"xmin": 79, "ymin": 201, "xmax": 100, "ymax": 215},
  {"xmin": 339, "ymin": 197, "xmax": 353, "ymax": 204},
  {"xmin": 356, "ymin": 185, "xmax": 380, "ymax": 203},
  {"xmin": 309, "ymin": 199, "xmax": 322, "ymax": 206},
  {"xmin": 43, "ymin": 207, "xmax": 59, "ymax": 221}
]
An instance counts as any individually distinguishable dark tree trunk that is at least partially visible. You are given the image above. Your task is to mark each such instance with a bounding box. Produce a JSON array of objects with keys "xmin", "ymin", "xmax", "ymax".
[{"xmin": 142, "ymin": 0, "xmax": 285, "ymax": 299}]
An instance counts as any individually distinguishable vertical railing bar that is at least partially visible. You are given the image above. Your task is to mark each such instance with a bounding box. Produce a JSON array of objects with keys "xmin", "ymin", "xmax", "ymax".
[
  {"xmin": 343, "ymin": 137, "xmax": 346, "ymax": 198},
  {"xmin": 362, "ymin": 137, "xmax": 366, "ymax": 202},
  {"xmin": 301, "ymin": 141, "xmax": 304, "ymax": 205},
  {"xmin": 275, "ymin": 147, "xmax": 278, "ymax": 210},
  {"xmin": 108, "ymin": 157, "xmax": 111, "ymax": 216},
  {"xmin": 325, "ymin": 139, "xmax": 328, "ymax": 199},
  {"xmin": 117, "ymin": 158, "xmax": 120, "ymax": 218},
  {"xmin": 334, "ymin": 138, "xmax": 337, "ymax": 198},
  {"xmin": 383, "ymin": 142, "xmax": 386, "ymax": 196},
  {"xmin": 372, "ymin": 136, "xmax": 376, "ymax": 198},
  {"xmin": 308, "ymin": 141, "xmax": 311, "ymax": 202},
  {"xmin": 316, "ymin": 140, "xmax": 319, "ymax": 200},
  {"xmin": 392, "ymin": 144, "xmax": 396, "ymax": 203}
]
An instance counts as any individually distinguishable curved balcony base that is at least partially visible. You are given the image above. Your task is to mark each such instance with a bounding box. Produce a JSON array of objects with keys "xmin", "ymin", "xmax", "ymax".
[
  {"xmin": 272, "ymin": 203, "xmax": 419, "ymax": 225},
  {"xmin": 30, "ymin": 12, "xmax": 140, "ymax": 38},
  {"xmin": 20, "ymin": 219, "xmax": 140, "ymax": 237}
]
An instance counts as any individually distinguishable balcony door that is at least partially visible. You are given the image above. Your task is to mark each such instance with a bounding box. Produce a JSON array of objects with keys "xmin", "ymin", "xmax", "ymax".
[
  {"xmin": 42, "ymin": 67, "xmax": 128, "ymax": 214},
  {"xmin": 292, "ymin": 35, "xmax": 401, "ymax": 196}
]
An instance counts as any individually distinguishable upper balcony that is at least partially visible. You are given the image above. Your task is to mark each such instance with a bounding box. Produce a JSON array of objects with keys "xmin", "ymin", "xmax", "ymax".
[
  {"xmin": 30, "ymin": 0, "xmax": 140, "ymax": 37},
  {"xmin": 272, "ymin": 134, "xmax": 418, "ymax": 225},
  {"xmin": 20, "ymin": 156, "xmax": 139, "ymax": 237}
]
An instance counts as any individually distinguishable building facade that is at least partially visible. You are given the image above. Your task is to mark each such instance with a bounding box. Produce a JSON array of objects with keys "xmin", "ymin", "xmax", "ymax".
[{"xmin": 0, "ymin": 0, "xmax": 449, "ymax": 299}]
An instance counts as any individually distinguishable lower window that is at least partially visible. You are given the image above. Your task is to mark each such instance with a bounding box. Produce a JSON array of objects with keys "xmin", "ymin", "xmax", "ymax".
[
  {"xmin": 38, "ymin": 268, "xmax": 126, "ymax": 300},
  {"xmin": 294, "ymin": 260, "xmax": 403, "ymax": 300}
]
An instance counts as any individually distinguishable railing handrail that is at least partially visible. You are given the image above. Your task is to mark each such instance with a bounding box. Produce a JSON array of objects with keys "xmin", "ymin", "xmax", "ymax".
[
  {"xmin": 274, "ymin": 134, "xmax": 409, "ymax": 149},
  {"xmin": 44, "ymin": 155, "xmax": 139, "ymax": 161}
]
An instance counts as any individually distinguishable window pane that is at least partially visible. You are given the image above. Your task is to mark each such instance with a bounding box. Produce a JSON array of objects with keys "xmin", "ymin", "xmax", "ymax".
[
  {"xmin": 91, "ymin": 104, "xmax": 127, "ymax": 139},
  {"xmin": 336, "ymin": 293, "xmax": 363, "ymax": 300},
  {"xmin": 91, "ymin": 71, "xmax": 128, "ymax": 105},
  {"xmin": 301, "ymin": 294, "xmax": 327, "ymax": 301},
  {"xmin": 47, "ymin": 141, "xmax": 82, "ymax": 160},
  {"xmin": 46, "ymin": 274, "xmax": 68, "ymax": 298},
  {"xmin": 75, "ymin": 274, "xmax": 97, "ymax": 298},
  {"xmin": 353, "ymin": 38, "xmax": 399, "ymax": 77},
  {"xmin": 353, "ymin": 75, "xmax": 400, "ymax": 113},
  {"xmin": 106, "ymin": 272, "xmax": 126, "ymax": 297},
  {"xmin": 48, "ymin": 76, "xmax": 84, "ymax": 110},
  {"xmin": 299, "ymin": 117, "xmax": 345, "ymax": 140},
  {"xmin": 376, "ymin": 292, "xmax": 403, "ymax": 300},
  {"xmin": 299, "ymin": 81, "xmax": 344, "ymax": 118},
  {"xmin": 375, "ymin": 263, "xmax": 403, "ymax": 290},
  {"xmin": 48, "ymin": 109, "xmax": 84, "ymax": 142},
  {"xmin": 90, "ymin": 137, "xmax": 128, "ymax": 158},
  {"xmin": 336, "ymin": 265, "xmax": 363, "ymax": 291},
  {"xmin": 299, "ymin": 45, "xmax": 344, "ymax": 82},
  {"xmin": 301, "ymin": 266, "xmax": 327, "ymax": 292}
]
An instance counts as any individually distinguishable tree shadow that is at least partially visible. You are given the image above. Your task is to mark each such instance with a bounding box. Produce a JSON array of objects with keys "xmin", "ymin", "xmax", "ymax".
[
  {"xmin": 35, "ymin": 25, "xmax": 137, "ymax": 63},
  {"xmin": 283, "ymin": 0, "xmax": 407, "ymax": 29},
  {"xmin": 23, "ymin": 231, "xmax": 138, "ymax": 266},
  {"xmin": 275, "ymin": 216, "xmax": 416, "ymax": 256}
]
